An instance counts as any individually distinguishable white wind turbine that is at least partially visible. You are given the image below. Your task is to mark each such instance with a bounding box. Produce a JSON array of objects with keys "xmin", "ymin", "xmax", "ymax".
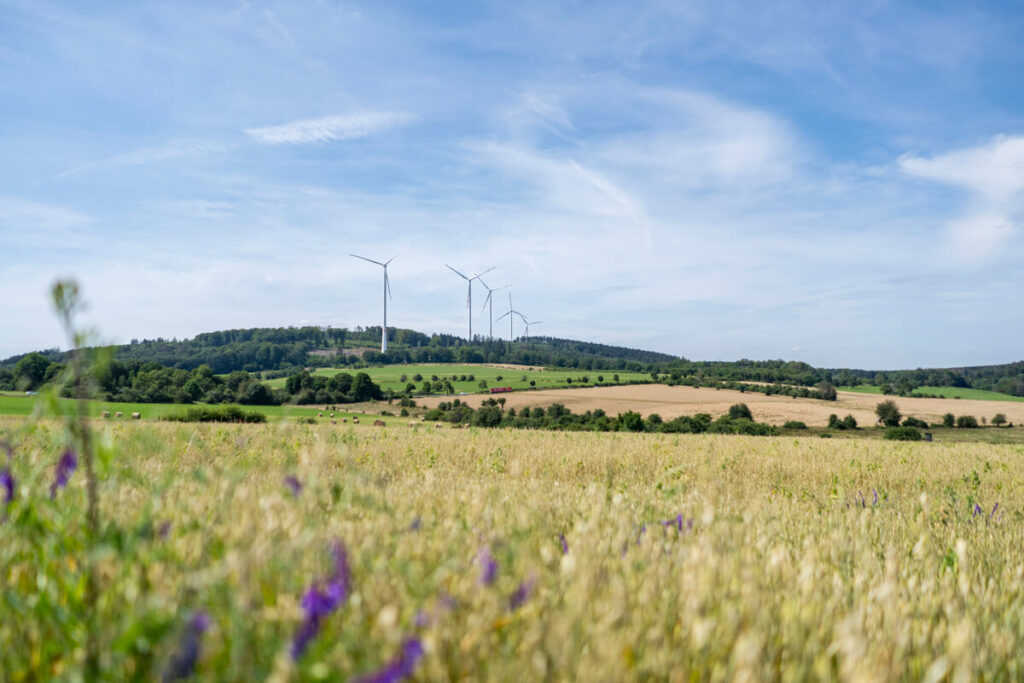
[
  {"xmin": 445, "ymin": 264, "xmax": 494, "ymax": 341},
  {"xmin": 496, "ymin": 290, "xmax": 525, "ymax": 342},
  {"xmin": 522, "ymin": 319, "xmax": 543, "ymax": 340},
  {"xmin": 349, "ymin": 253, "xmax": 393, "ymax": 353},
  {"xmin": 478, "ymin": 277, "xmax": 510, "ymax": 340}
]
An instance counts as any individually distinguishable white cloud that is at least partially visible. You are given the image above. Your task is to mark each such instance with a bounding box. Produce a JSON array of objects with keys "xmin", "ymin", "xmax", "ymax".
[
  {"xmin": 244, "ymin": 111, "xmax": 415, "ymax": 146},
  {"xmin": 900, "ymin": 136, "xmax": 1024, "ymax": 263},
  {"xmin": 900, "ymin": 135, "xmax": 1024, "ymax": 201}
]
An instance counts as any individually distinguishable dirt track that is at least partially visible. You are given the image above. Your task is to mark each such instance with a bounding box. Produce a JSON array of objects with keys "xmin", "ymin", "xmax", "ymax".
[{"xmin": 414, "ymin": 385, "xmax": 1024, "ymax": 427}]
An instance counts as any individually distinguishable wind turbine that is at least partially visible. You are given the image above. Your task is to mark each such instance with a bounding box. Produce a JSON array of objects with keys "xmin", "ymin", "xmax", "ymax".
[
  {"xmin": 522, "ymin": 319, "xmax": 543, "ymax": 340},
  {"xmin": 445, "ymin": 264, "xmax": 494, "ymax": 341},
  {"xmin": 349, "ymin": 254, "xmax": 393, "ymax": 353},
  {"xmin": 478, "ymin": 277, "xmax": 510, "ymax": 340},
  {"xmin": 496, "ymin": 291, "xmax": 525, "ymax": 342}
]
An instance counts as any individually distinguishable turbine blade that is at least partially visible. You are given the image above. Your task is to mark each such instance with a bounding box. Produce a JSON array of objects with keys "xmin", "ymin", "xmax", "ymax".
[
  {"xmin": 497, "ymin": 311, "xmax": 511, "ymax": 320},
  {"xmin": 385, "ymin": 272, "xmax": 392, "ymax": 300},
  {"xmin": 384, "ymin": 256, "xmax": 395, "ymax": 266},
  {"xmin": 531, "ymin": 321, "xmax": 544, "ymax": 325},
  {"xmin": 350, "ymin": 253, "xmax": 384, "ymax": 267},
  {"xmin": 473, "ymin": 266, "xmax": 495, "ymax": 280},
  {"xmin": 481, "ymin": 291, "xmax": 491, "ymax": 313},
  {"xmin": 445, "ymin": 264, "xmax": 469, "ymax": 280}
]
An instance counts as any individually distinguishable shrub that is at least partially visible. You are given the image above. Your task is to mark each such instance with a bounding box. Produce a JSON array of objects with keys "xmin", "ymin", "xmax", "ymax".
[
  {"xmin": 901, "ymin": 416, "xmax": 928, "ymax": 429},
  {"xmin": 956, "ymin": 415, "xmax": 980, "ymax": 429},
  {"xmin": 783, "ymin": 420, "xmax": 807, "ymax": 429},
  {"xmin": 942, "ymin": 413, "xmax": 955, "ymax": 428},
  {"xmin": 885, "ymin": 426, "xmax": 922, "ymax": 441},
  {"xmin": 841, "ymin": 414, "xmax": 857, "ymax": 430},
  {"xmin": 167, "ymin": 405, "xmax": 267, "ymax": 423},
  {"xmin": 875, "ymin": 400, "xmax": 901, "ymax": 427},
  {"xmin": 728, "ymin": 403, "xmax": 753, "ymax": 420}
]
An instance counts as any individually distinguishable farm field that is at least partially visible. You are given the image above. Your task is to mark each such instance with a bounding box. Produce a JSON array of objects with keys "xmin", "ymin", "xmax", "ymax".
[
  {"xmin": 0, "ymin": 393, "xmax": 395, "ymax": 425},
  {"xmin": 3, "ymin": 418, "xmax": 1024, "ymax": 679},
  {"xmin": 840, "ymin": 385, "xmax": 1024, "ymax": 402},
  {"xmin": 415, "ymin": 383, "xmax": 1024, "ymax": 428},
  {"xmin": 263, "ymin": 364, "xmax": 653, "ymax": 394}
]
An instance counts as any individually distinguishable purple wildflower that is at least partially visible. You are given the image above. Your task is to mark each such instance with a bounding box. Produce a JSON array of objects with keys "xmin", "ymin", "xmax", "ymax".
[
  {"xmin": 637, "ymin": 523, "xmax": 647, "ymax": 544},
  {"xmin": 163, "ymin": 611, "xmax": 210, "ymax": 681},
  {"xmin": 662, "ymin": 514, "xmax": 685, "ymax": 531},
  {"xmin": 478, "ymin": 546, "xmax": 498, "ymax": 586},
  {"xmin": 291, "ymin": 541, "xmax": 352, "ymax": 660},
  {"xmin": 158, "ymin": 520, "xmax": 172, "ymax": 539},
  {"xmin": 857, "ymin": 491, "xmax": 866, "ymax": 509},
  {"xmin": 559, "ymin": 534, "xmax": 568, "ymax": 555},
  {"xmin": 973, "ymin": 503, "xmax": 983, "ymax": 517},
  {"xmin": 410, "ymin": 516, "xmax": 421, "ymax": 531},
  {"xmin": 508, "ymin": 577, "xmax": 536, "ymax": 611},
  {"xmin": 352, "ymin": 637, "xmax": 424, "ymax": 683},
  {"xmin": 991, "ymin": 503, "xmax": 1000, "ymax": 518},
  {"xmin": 50, "ymin": 450, "xmax": 77, "ymax": 498},
  {"xmin": 872, "ymin": 489, "xmax": 878, "ymax": 506},
  {"xmin": 414, "ymin": 609, "xmax": 431, "ymax": 628},
  {"xmin": 1, "ymin": 467, "xmax": 13, "ymax": 519},
  {"xmin": 284, "ymin": 475, "xmax": 303, "ymax": 497}
]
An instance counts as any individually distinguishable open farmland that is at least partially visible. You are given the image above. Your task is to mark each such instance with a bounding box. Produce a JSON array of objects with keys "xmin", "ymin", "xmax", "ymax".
[
  {"xmin": 416, "ymin": 384, "xmax": 1024, "ymax": 428},
  {"xmin": 3, "ymin": 418, "xmax": 1024, "ymax": 679},
  {"xmin": 841, "ymin": 385, "xmax": 1024, "ymax": 402},
  {"xmin": 263, "ymin": 364, "xmax": 653, "ymax": 394}
]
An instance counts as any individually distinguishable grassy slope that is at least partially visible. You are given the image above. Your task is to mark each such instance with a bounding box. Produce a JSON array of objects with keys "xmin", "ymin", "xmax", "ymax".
[
  {"xmin": 839, "ymin": 385, "xmax": 1024, "ymax": 402},
  {"xmin": 264, "ymin": 364, "xmax": 653, "ymax": 394},
  {"xmin": 0, "ymin": 393, "xmax": 408, "ymax": 424}
]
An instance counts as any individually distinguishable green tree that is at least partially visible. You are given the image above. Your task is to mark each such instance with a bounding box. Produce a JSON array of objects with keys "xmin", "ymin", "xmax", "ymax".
[
  {"xmin": 14, "ymin": 352, "xmax": 52, "ymax": 390},
  {"xmin": 618, "ymin": 411, "xmax": 644, "ymax": 432},
  {"xmin": 816, "ymin": 380, "xmax": 837, "ymax": 401},
  {"xmin": 728, "ymin": 403, "xmax": 753, "ymax": 420},
  {"xmin": 992, "ymin": 413, "xmax": 1008, "ymax": 427},
  {"xmin": 942, "ymin": 412, "xmax": 955, "ymax": 428},
  {"xmin": 875, "ymin": 400, "xmax": 901, "ymax": 427}
]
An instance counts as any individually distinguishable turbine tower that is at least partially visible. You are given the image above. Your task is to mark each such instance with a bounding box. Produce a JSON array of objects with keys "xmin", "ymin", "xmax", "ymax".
[
  {"xmin": 478, "ymin": 277, "xmax": 510, "ymax": 340},
  {"xmin": 350, "ymin": 253, "xmax": 393, "ymax": 353},
  {"xmin": 445, "ymin": 264, "xmax": 494, "ymax": 341},
  {"xmin": 496, "ymin": 291, "xmax": 525, "ymax": 342}
]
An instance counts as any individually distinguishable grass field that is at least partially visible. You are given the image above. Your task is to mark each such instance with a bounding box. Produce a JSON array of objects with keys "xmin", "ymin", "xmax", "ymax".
[
  {"xmin": 264, "ymin": 364, "xmax": 653, "ymax": 394},
  {"xmin": 0, "ymin": 393, "xmax": 407, "ymax": 425},
  {"xmin": 3, "ymin": 418, "xmax": 1024, "ymax": 679},
  {"xmin": 840, "ymin": 385, "xmax": 1024, "ymax": 402}
]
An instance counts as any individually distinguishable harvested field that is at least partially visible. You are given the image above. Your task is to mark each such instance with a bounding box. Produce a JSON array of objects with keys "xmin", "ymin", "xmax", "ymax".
[{"xmin": 415, "ymin": 384, "xmax": 1024, "ymax": 427}]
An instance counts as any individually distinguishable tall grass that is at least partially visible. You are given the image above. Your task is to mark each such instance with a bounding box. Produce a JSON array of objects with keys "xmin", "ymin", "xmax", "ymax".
[{"xmin": 3, "ymin": 419, "xmax": 1023, "ymax": 679}]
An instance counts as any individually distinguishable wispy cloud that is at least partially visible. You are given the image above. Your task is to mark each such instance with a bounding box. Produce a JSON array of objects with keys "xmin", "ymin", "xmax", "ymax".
[
  {"xmin": 244, "ymin": 111, "xmax": 415, "ymax": 146},
  {"xmin": 57, "ymin": 139, "xmax": 229, "ymax": 178},
  {"xmin": 900, "ymin": 136, "xmax": 1024, "ymax": 263}
]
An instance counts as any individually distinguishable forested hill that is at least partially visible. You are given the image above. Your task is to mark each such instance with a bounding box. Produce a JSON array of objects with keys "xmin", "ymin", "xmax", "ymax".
[
  {"xmin": 0, "ymin": 326, "xmax": 679, "ymax": 376},
  {"xmin": 3, "ymin": 326, "xmax": 1022, "ymax": 397}
]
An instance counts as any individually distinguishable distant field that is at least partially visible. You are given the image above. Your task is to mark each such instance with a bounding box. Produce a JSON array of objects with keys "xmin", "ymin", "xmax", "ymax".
[
  {"xmin": 264, "ymin": 364, "xmax": 653, "ymax": 394},
  {"xmin": 0, "ymin": 393, "xmax": 401, "ymax": 424},
  {"xmin": 840, "ymin": 385, "xmax": 1024, "ymax": 402}
]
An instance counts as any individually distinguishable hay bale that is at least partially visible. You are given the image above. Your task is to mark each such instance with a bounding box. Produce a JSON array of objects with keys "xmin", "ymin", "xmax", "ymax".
[
  {"xmin": 352, "ymin": 417, "xmax": 359, "ymax": 424},
  {"xmin": 102, "ymin": 411, "xmax": 110, "ymax": 418},
  {"xmin": 115, "ymin": 412, "xmax": 123, "ymax": 418},
  {"xmin": 131, "ymin": 412, "xmax": 141, "ymax": 420},
  {"xmin": 373, "ymin": 419, "xmax": 386, "ymax": 427}
]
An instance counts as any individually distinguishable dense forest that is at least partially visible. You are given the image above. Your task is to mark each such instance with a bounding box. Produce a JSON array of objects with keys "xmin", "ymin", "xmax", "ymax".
[{"xmin": 2, "ymin": 325, "xmax": 1023, "ymax": 397}]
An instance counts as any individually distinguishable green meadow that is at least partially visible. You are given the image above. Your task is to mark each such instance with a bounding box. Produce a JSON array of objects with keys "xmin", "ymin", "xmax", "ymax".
[
  {"xmin": 264, "ymin": 364, "xmax": 652, "ymax": 394},
  {"xmin": 839, "ymin": 385, "xmax": 1024, "ymax": 402},
  {"xmin": 0, "ymin": 393, "xmax": 402, "ymax": 424}
]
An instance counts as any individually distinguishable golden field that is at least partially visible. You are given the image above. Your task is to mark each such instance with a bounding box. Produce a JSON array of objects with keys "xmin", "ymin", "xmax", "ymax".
[
  {"xmin": 2, "ymin": 417, "xmax": 1024, "ymax": 680},
  {"xmin": 415, "ymin": 383, "xmax": 1024, "ymax": 428}
]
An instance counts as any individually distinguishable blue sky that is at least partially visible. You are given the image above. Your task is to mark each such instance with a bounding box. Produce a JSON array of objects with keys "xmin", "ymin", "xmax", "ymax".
[{"xmin": 2, "ymin": 1, "xmax": 1023, "ymax": 368}]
